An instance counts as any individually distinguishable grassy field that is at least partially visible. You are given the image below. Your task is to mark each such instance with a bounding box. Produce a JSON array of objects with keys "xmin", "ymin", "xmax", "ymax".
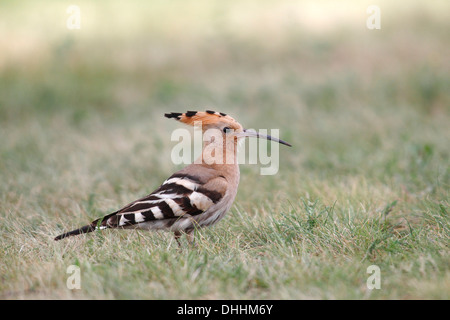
[{"xmin": 0, "ymin": 0, "xmax": 449, "ymax": 299}]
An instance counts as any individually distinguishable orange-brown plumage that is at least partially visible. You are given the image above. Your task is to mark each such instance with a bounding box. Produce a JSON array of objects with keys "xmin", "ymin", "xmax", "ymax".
[{"xmin": 165, "ymin": 110, "xmax": 241, "ymax": 130}]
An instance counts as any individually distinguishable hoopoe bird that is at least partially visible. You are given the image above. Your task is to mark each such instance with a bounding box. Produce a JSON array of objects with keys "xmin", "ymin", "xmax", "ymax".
[{"xmin": 54, "ymin": 110, "xmax": 291, "ymax": 244}]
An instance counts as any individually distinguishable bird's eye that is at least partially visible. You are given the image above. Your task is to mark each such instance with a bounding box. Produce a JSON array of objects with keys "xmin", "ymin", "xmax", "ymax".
[{"xmin": 223, "ymin": 127, "xmax": 231, "ymax": 134}]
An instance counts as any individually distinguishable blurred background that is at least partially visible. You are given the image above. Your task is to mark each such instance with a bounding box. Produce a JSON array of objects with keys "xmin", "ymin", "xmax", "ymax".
[
  {"xmin": 0, "ymin": 0, "xmax": 450, "ymax": 214},
  {"xmin": 1, "ymin": 0, "xmax": 448, "ymax": 202},
  {"xmin": 0, "ymin": 0, "xmax": 448, "ymax": 299}
]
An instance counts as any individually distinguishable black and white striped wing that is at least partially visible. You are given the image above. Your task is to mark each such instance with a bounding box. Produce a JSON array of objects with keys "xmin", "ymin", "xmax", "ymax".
[{"xmin": 99, "ymin": 173, "xmax": 223, "ymax": 229}]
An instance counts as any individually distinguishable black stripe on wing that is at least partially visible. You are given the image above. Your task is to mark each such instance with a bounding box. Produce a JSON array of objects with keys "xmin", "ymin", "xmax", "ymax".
[
  {"xmin": 119, "ymin": 198, "xmax": 161, "ymax": 213},
  {"xmin": 168, "ymin": 173, "xmax": 202, "ymax": 183},
  {"xmin": 141, "ymin": 209, "xmax": 156, "ymax": 220},
  {"xmin": 118, "ymin": 195, "xmax": 161, "ymax": 213},
  {"xmin": 174, "ymin": 197, "xmax": 203, "ymax": 216},
  {"xmin": 195, "ymin": 187, "xmax": 223, "ymax": 204},
  {"xmin": 157, "ymin": 201, "xmax": 175, "ymax": 218},
  {"xmin": 154, "ymin": 182, "xmax": 193, "ymax": 196}
]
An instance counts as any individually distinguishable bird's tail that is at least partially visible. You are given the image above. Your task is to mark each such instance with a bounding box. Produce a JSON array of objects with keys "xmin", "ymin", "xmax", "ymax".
[
  {"xmin": 54, "ymin": 211, "xmax": 118, "ymax": 241},
  {"xmin": 54, "ymin": 224, "xmax": 97, "ymax": 241}
]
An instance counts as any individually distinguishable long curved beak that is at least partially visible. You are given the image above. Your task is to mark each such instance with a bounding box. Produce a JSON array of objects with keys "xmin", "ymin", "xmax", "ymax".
[{"xmin": 236, "ymin": 129, "xmax": 292, "ymax": 147}]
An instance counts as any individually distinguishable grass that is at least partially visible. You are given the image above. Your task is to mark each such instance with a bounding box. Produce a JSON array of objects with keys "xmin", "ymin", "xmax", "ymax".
[{"xmin": 0, "ymin": 0, "xmax": 449, "ymax": 299}]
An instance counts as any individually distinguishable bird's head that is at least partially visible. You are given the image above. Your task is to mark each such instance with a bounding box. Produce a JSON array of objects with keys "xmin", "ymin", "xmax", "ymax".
[{"xmin": 165, "ymin": 110, "xmax": 292, "ymax": 147}]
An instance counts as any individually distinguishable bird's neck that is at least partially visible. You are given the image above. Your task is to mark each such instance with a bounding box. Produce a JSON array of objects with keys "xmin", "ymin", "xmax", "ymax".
[
  {"xmin": 196, "ymin": 138, "xmax": 239, "ymax": 170},
  {"xmin": 194, "ymin": 138, "xmax": 241, "ymax": 193}
]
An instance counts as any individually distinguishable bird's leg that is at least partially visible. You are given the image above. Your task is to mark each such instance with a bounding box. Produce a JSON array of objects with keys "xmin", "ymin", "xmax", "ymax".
[
  {"xmin": 173, "ymin": 230, "xmax": 196, "ymax": 247},
  {"xmin": 174, "ymin": 231, "xmax": 182, "ymax": 247},
  {"xmin": 186, "ymin": 230, "xmax": 196, "ymax": 247}
]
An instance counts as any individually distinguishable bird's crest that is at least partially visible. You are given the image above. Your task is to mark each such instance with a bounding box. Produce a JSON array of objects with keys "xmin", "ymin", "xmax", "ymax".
[{"xmin": 165, "ymin": 110, "xmax": 240, "ymax": 129}]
